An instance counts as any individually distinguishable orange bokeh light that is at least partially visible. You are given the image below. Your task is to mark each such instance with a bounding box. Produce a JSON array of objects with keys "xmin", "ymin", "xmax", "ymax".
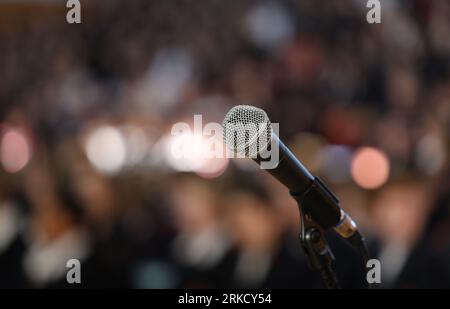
[{"xmin": 351, "ymin": 147, "xmax": 390, "ymax": 190}]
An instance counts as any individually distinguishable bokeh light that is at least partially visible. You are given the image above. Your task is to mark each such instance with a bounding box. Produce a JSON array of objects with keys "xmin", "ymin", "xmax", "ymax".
[
  {"xmin": 415, "ymin": 132, "xmax": 446, "ymax": 176},
  {"xmin": 320, "ymin": 145, "xmax": 353, "ymax": 184},
  {"xmin": 351, "ymin": 147, "xmax": 390, "ymax": 190},
  {"xmin": 165, "ymin": 131, "xmax": 229, "ymax": 178},
  {"xmin": 85, "ymin": 125, "xmax": 127, "ymax": 175},
  {"xmin": 0, "ymin": 127, "xmax": 32, "ymax": 174},
  {"xmin": 195, "ymin": 157, "xmax": 229, "ymax": 179}
]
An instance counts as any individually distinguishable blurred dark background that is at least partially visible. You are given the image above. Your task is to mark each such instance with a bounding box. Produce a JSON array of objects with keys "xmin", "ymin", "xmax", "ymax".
[{"xmin": 0, "ymin": 0, "xmax": 449, "ymax": 289}]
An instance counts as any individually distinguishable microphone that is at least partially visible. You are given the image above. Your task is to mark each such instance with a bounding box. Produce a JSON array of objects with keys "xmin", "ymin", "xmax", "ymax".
[{"xmin": 222, "ymin": 105, "xmax": 364, "ymax": 245}]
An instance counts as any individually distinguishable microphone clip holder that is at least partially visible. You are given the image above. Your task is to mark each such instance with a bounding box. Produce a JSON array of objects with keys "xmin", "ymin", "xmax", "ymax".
[
  {"xmin": 291, "ymin": 178, "xmax": 341, "ymax": 289},
  {"xmin": 298, "ymin": 209, "xmax": 341, "ymax": 289}
]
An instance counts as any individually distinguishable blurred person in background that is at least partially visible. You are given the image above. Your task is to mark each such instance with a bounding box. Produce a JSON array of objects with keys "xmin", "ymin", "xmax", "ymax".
[
  {"xmin": 165, "ymin": 174, "xmax": 232, "ymax": 289},
  {"xmin": 21, "ymin": 150, "xmax": 129, "ymax": 288},
  {"xmin": 223, "ymin": 180, "xmax": 289, "ymax": 288},
  {"xmin": 369, "ymin": 177, "xmax": 430, "ymax": 288},
  {"xmin": 222, "ymin": 176, "xmax": 366, "ymax": 289},
  {"xmin": 393, "ymin": 168, "xmax": 450, "ymax": 288},
  {"xmin": 0, "ymin": 175, "xmax": 28, "ymax": 288}
]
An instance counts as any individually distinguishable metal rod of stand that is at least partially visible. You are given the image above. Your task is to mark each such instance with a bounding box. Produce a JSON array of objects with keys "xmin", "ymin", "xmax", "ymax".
[{"xmin": 320, "ymin": 265, "xmax": 341, "ymax": 289}]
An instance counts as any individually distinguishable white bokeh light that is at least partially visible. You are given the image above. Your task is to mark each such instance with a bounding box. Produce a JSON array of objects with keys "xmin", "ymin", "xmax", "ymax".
[
  {"xmin": 85, "ymin": 125, "xmax": 127, "ymax": 175},
  {"xmin": 164, "ymin": 131, "xmax": 228, "ymax": 178}
]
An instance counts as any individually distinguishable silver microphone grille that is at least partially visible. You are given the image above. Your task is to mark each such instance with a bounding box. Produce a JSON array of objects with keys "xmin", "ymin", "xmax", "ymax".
[{"xmin": 222, "ymin": 105, "xmax": 272, "ymax": 157}]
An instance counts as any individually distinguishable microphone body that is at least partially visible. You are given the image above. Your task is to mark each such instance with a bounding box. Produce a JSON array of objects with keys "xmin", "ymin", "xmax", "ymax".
[
  {"xmin": 255, "ymin": 133, "xmax": 358, "ymax": 239},
  {"xmin": 222, "ymin": 105, "xmax": 359, "ymax": 241}
]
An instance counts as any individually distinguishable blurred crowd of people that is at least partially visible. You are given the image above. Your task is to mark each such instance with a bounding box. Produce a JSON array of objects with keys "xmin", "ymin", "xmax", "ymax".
[{"xmin": 0, "ymin": 0, "xmax": 449, "ymax": 288}]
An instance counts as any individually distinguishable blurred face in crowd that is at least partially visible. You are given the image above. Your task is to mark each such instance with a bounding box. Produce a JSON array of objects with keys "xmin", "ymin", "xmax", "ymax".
[
  {"xmin": 371, "ymin": 181, "xmax": 429, "ymax": 247},
  {"xmin": 169, "ymin": 176, "xmax": 219, "ymax": 234},
  {"xmin": 21, "ymin": 161, "xmax": 75, "ymax": 244},
  {"xmin": 23, "ymin": 161, "xmax": 59, "ymax": 213},
  {"xmin": 72, "ymin": 170, "xmax": 115, "ymax": 225},
  {"xmin": 30, "ymin": 205, "xmax": 75, "ymax": 245},
  {"xmin": 225, "ymin": 192, "xmax": 282, "ymax": 253},
  {"xmin": 261, "ymin": 176, "xmax": 300, "ymax": 234}
]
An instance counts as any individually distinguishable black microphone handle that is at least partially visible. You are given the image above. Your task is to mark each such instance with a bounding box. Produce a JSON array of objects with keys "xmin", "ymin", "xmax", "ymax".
[{"xmin": 253, "ymin": 133, "xmax": 348, "ymax": 232}]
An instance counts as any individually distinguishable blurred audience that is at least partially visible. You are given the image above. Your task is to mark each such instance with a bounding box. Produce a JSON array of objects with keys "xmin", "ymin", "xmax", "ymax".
[{"xmin": 0, "ymin": 0, "xmax": 449, "ymax": 288}]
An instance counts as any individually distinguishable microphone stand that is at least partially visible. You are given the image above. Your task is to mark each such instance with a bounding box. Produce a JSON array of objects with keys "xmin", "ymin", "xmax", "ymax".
[{"xmin": 296, "ymin": 201, "xmax": 341, "ymax": 289}]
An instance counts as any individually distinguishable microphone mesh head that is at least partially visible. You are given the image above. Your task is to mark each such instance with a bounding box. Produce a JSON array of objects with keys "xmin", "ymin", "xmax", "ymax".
[{"xmin": 222, "ymin": 105, "xmax": 272, "ymax": 157}]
